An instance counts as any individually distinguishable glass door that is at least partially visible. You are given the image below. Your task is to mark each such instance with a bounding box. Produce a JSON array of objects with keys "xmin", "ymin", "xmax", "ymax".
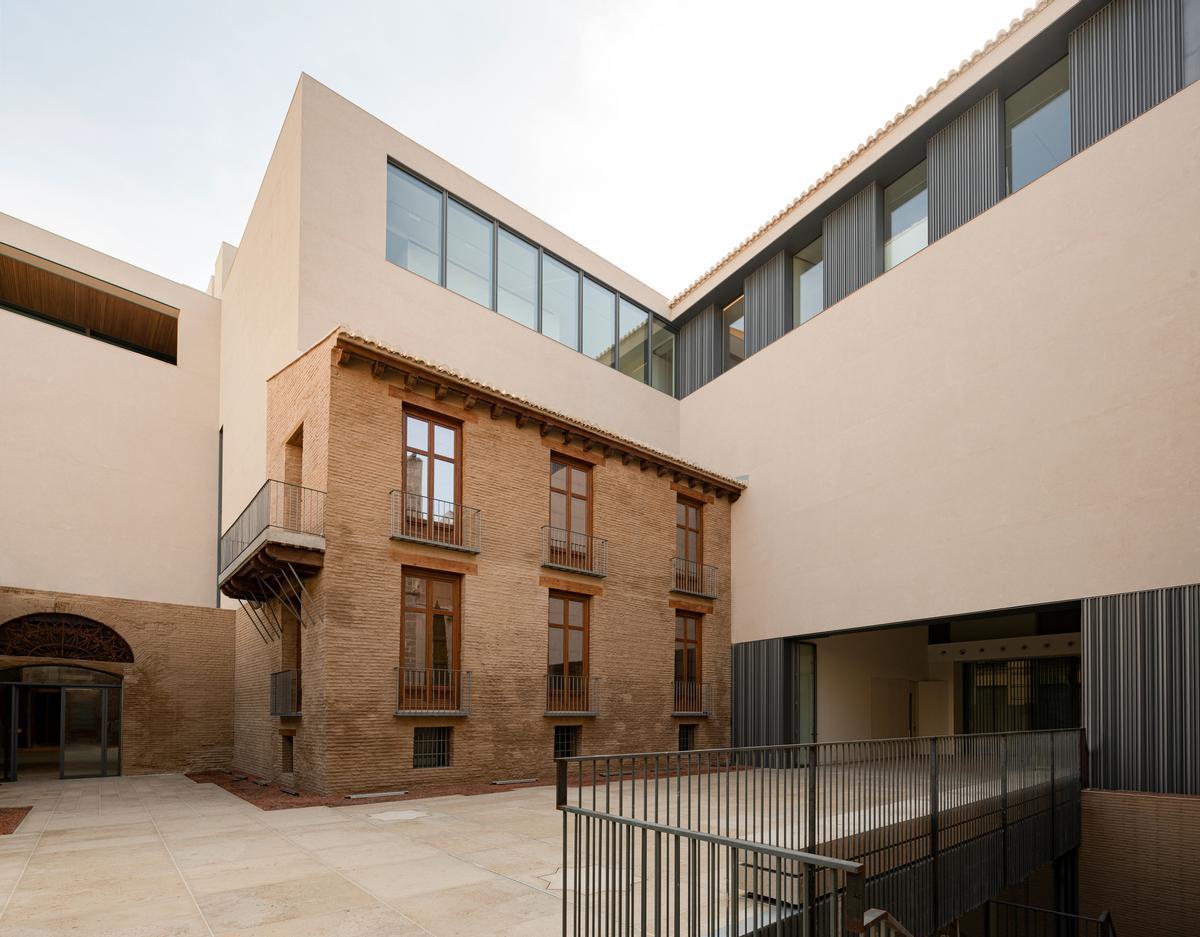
[
  {"xmin": 0, "ymin": 686, "xmax": 15, "ymax": 782},
  {"xmin": 60, "ymin": 686, "xmax": 119, "ymax": 779}
]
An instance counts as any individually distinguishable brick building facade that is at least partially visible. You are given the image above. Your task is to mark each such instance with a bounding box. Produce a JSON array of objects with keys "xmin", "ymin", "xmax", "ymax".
[{"xmin": 227, "ymin": 331, "xmax": 737, "ymax": 793}]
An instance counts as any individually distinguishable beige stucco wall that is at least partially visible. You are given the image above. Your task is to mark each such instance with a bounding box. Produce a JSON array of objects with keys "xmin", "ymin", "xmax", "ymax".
[
  {"xmin": 680, "ymin": 81, "xmax": 1200, "ymax": 642},
  {"xmin": 0, "ymin": 214, "xmax": 221, "ymax": 608},
  {"xmin": 292, "ymin": 76, "xmax": 680, "ymax": 454},
  {"xmin": 217, "ymin": 85, "xmax": 305, "ymax": 556}
]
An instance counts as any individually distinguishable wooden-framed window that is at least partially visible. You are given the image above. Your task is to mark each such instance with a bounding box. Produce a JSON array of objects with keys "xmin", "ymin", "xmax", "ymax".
[
  {"xmin": 401, "ymin": 569, "xmax": 461, "ymax": 708},
  {"xmin": 548, "ymin": 591, "xmax": 589, "ymax": 711},
  {"xmin": 675, "ymin": 496, "xmax": 704, "ymax": 591},
  {"xmin": 674, "ymin": 611, "xmax": 703, "ymax": 713},
  {"xmin": 548, "ymin": 455, "xmax": 592, "ymax": 565},
  {"xmin": 403, "ymin": 408, "xmax": 462, "ymax": 539}
]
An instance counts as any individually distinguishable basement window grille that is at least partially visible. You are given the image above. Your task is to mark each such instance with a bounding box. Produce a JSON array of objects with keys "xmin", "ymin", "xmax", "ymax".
[
  {"xmin": 281, "ymin": 735, "xmax": 294, "ymax": 773},
  {"xmin": 554, "ymin": 725, "xmax": 580, "ymax": 760},
  {"xmin": 413, "ymin": 727, "xmax": 452, "ymax": 769},
  {"xmin": 679, "ymin": 724, "xmax": 697, "ymax": 752}
]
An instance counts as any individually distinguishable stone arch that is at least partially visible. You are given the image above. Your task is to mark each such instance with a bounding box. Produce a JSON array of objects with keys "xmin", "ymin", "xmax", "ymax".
[{"xmin": 0, "ymin": 614, "xmax": 135, "ymax": 664}]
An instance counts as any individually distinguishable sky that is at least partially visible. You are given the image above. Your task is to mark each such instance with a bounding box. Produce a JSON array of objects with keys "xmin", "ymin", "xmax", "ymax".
[{"xmin": 0, "ymin": 0, "xmax": 1032, "ymax": 298}]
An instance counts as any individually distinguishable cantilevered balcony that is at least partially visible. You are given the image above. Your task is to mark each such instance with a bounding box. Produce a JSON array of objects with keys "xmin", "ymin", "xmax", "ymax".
[
  {"xmin": 671, "ymin": 557, "xmax": 718, "ymax": 598},
  {"xmin": 394, "ymin": 667, "xmax": 471, "ymax": 716},
  {"xmin": 541, "ymin": 526, "xmax": 607, "ymax": 577},
  {"xmin": 672, "ymin": 680, "xmax": 711, "ymax": 716},
  {"xmin": 545, "ymin": 673, "xmax": 600, "ymax": 716},
  {"xmin": 389, "ymin": 491, "xmax": 481, "ymax": 553},
  {"xmin": 219, "ymin": 480, "xmax": 325, "ymax": 605},
  {"xmin": 270, "ymin": 669, "xmax": 301, "ymax": 717}
]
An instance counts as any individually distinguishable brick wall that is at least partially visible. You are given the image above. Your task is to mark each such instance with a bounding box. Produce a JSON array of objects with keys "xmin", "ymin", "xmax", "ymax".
[
  {"xmin": 0, "ymin": 586, "xmax": 233, "ymax": 774},
  {"xmin": 233, "ymin": 341, "xmax": 733, "ymax": 793},
  {"xmin": 231, "ymin": 333, "xmax": 333, "ymax": 785},
  {"xmin": 1078, "ymin": 789, "xmax": 1200, "ymax": 931}
]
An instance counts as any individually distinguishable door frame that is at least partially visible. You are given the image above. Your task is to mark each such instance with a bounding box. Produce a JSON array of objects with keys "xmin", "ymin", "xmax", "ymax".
[{"xmin": 0, "ymin": 675, "xmax": 123, "ymax": 782}]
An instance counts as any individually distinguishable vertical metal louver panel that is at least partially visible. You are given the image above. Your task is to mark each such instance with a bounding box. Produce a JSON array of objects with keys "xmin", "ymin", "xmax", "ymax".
[
  {"xmin": 927, "ymin": 91, "xmax": 1006, "ymax": 241},
  {"xmin": 1082, "ymin": 582, "xmax": 1200, "ymax": 795},
  {"xmin": 676, "ymin": 303, "xmax": 720, "ymax": 397},
  {"xmin": 1070, "ymin": 0, "xmax": 1183, "ymax": 152},
  {"xmin": 743, "ymin": 251, "xmax": 789, "ymax": 357},
  {"xmin": 822, "ymin": 183, "xmax": 882, "ymax": 307},
  {"xmin": 731, "ymin": 638, "xmax": 788, "ymax": 747}
]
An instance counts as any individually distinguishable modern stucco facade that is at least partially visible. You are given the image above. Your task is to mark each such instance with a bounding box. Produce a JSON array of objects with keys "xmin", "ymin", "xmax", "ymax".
[{"xmin": 0, "ymin": 3, "xmax": 1197, "ymax": 926}]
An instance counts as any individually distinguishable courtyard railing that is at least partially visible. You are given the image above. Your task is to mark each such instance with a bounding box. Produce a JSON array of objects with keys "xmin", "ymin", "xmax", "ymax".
[{"xmin": 556, "ymin": 729, "xmax": 1084, "ymax": 937}]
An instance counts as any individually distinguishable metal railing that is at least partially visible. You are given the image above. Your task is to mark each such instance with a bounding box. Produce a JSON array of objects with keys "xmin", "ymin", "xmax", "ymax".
[
  {"xmin": 546, "ymin": 674, "xmax": 600, "ymax": 715},
  {"xmin": 556, "ymin": 729, "xmax": 1085, "ymax": 937},
  {"xmin": 672, "ymin": 557, "xmax": 718, "ymax": 597},
  {"xmin": 541, "ymin": 526, "xmax": 608, "ymax": 577},
  {"xmin": 985, "ymin": 900, "xmax": 1117, "ymax": 937},
  {"xmin": 270, "ymin": 669, "xmax": 300, "ymax": 716},
  {"xmin": 865, "ymin": 908, "xmax": 917, "ymax": 937},
  {"xmin": 388, "ymin": 490, "xmax": 482, "ymax": 552},
  {"xmin": 559, "ymin": 804, "xmax": 868, "ymax": 937},
  {"xmin": 673, "ymin": 680, "xmax": 712, "ymax": 716},
  {"xmin": 220, "ymin": 480, "xmax": 325, "ymax": 574},
  {"xmin": 394, "ymin": 667, "xmax": 471, "ymax": 715}
]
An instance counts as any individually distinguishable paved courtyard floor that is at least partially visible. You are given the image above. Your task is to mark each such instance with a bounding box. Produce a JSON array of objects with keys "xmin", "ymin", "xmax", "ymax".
[{"xmin": 0, "ymin": 773, "xmax": 566, "ymax": 936}]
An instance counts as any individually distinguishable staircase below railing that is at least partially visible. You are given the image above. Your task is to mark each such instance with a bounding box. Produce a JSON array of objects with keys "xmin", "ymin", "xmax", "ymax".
[
  {"xmin": 865, "ymin": 908, "xmax": 917, "ymax": 937},
  {"xmin": 985, "ymin": 900, "xmax": 1117, "ymax": 936}
]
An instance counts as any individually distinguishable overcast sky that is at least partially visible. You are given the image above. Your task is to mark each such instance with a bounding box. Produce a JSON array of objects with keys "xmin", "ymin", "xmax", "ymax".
[{"xmin": 0, "ymin": 0, "xmax": 1030, "ymax": 297}]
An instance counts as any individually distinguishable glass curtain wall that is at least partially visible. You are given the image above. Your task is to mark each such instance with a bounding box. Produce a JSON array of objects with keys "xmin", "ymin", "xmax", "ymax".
[
  {"xmin": 883, "ymin": 162, "xmax": 929, "ymax": 269},
  {"xmin": 446, "ymin": 199, "xmax": 492, "ymax": 306},
  {"xmin": 1006, "ymin": 57, "xmax": 1071, "ymax": 193},
  {"xmin": 540, "ymin": 255, "xmax": 579, "ymax": 350},
  {"xmin": 792, "ymin": 237, "xmax": 824, "ymax": 326},
  {"xmin": 618, "ymin": 299, "xmax": 648, "ymax": 381},
  {"xmin": 496, "ymin": 229, "xmax": 538, "ymax": 329},
  {"xmin": 582, "ymin": 278, "xmax": 616, "ymax": 365},
  {"xmin": 386, "ymin": 164, "xmax": 442, "ymax": 283}
]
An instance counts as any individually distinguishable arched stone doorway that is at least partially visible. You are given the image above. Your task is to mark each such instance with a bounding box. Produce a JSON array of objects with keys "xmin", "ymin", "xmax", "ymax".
[{"xmin": 0, "ymin": 615, "xmax": 131, "ymax": 781}]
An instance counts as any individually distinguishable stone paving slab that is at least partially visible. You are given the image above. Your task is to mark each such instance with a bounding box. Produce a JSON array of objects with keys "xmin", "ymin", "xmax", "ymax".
[{"xmin": 0, "ymin": 774, "xmax": 564, "ymax": 936}]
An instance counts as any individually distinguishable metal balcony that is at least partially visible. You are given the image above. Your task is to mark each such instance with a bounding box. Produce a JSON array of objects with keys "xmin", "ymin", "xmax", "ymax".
[
  {"xmin": 671, "ymin": 557, "xmax": 718, "ymax": 598},
  {"xmin": 388, "ymin": 491, "xmax": 481, "ymax": 553},
  {"xmin": 394, "ymin": 667, "xmax": 471, "ymax": 716},
  {"xmin": 270, "ymin": 669, "xmax": 301, "ymax": 717},
  {"xmin": 545, "ymin": 673, "xmax": 600, "ymax": 716},
  {"xmin": 219, "ymin": 480, "xmax": 325, "ymax": 602},
  {"xmin": 541, "ymin": 526, "xmax": 607, "ymax": 577},
  {"xmin": 671, "ymin": 680, "xmax": 711, "ymax": 716}
]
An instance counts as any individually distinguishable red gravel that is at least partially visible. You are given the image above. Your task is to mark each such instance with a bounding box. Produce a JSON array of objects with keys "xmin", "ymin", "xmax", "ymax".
[
  {"xmin": 186, "ymin": 770, "xmax": 552, "ymax": 810},
  {"xmin": 0, "ymin": 807, "xmax": 32, "ymax": 834}
]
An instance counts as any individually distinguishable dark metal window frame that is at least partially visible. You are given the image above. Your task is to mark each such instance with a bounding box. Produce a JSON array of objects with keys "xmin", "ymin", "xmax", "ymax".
[
  {"xmin": 413, "ymin": 726, "xmax": 453, "ymax": 769},
  {"xmin": 385, "ymin": 159, "xmax": 673, "ymax": 392}
]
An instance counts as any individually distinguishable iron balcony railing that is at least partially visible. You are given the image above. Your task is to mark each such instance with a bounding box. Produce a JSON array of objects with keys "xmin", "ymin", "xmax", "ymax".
[
  {"xmin": 220, "ymin": 480, "xmax": 325, "ymax": 574},
  {"xmin": 558, "ymin": 805, "xmax": 868, "ymax": 937},
  {"xmin": 388, "ymin": 490, "xmax": 482, "ymax": 553},
  {"xmin": 541, "ymin": 526, "xmax": 607, "ymax": 577},
  {"xmin": 985, "ymin": 900, "xmax": 1117, "ymax": 937},
  {"xmin": 556, "ymin": 729, "xmax": 1084, "ymax": 937},
  {"xmin": 546, "ymin": 673, "xmax": 600, "ymax": 715},
  {"xmin": 672, "ymin": 680, "xmax": 712, "ymax": 716},
  {"xmin": 672, "ymin": 557, "xmax": 718, "ymax": 597},
  {"xmin": 270, "ymin": 669, "xmax": 300, "ymax": 716},
  {"xmin": 394, "ymin": 667, "xmax": 471, "ymax": 715}
]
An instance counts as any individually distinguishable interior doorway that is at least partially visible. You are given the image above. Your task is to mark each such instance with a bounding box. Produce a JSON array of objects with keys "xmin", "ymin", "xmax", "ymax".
[{"xmin": 0, "ymin": 666, "xmax": 122, "ymax": 781}]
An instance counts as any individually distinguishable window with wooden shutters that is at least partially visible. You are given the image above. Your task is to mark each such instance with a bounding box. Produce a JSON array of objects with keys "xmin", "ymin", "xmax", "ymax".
[
  {"xmin": 548, "ymin": 592, "xmax": 589, "ymax": 712},
  {"xmin": 548, "ymin": 456, "xmax": 591, "ymax": 567},
  {"xmin": 674, "ymin": 611, "xmax": 703, "ymax": 714},
  {"xmin": 401, "ymin": 569, "xmax": 461, "ymax": 710},
  {"xmin": 403, "ymin": 409, "xmax": 461, "ymax": 543},
  {"xmin": 674, "ymin": 497, "xmax": 704, "ymax": 592}
]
